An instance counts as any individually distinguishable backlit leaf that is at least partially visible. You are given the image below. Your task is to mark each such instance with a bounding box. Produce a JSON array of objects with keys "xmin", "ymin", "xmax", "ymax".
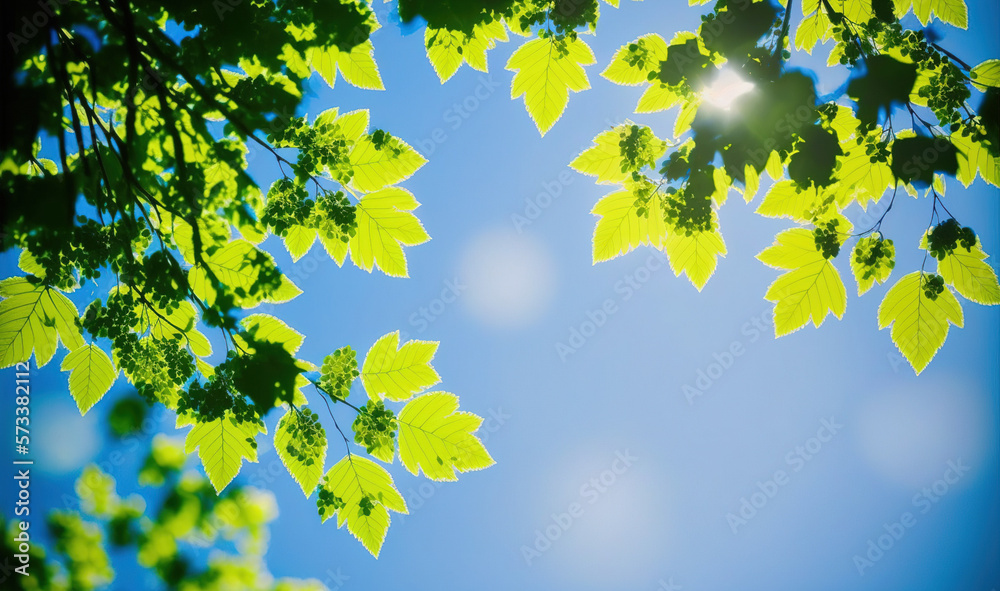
[
  {"xmin": 183, "ymin": 413, "xmax": 266, "ymax": 493},
  {"xmin": 938, "ymin": 239, "xmax": 1000, "ymax": 304},
  {"xmin": 665, "ymin": 220, "xmax": 727, "ymax": 291},
  {"xmin": 317, "ymin": 455, "xmax": 407, "ymax": 557},
  {"xmin": 397, "ymin": 392, "xmax": 494, "ymax": 481},
  {"xmin": 62, "ymin": 344, "xmax": 117, "ymax": 415},
  {"xmin": 878, "ymin": 271, "xmax": 964, "ymax": 374},
  {"xmin": 591, "ymin": 187, "xmax": 668, "ymax": 263},
  {"xmin": 361, "ymin": 331, "xmax": 440, "ymax": 402},
  {"xmin": 275, "ymin": 407, "xmax": 327, "ymax": 496},
  {"xmin": 506, "ymin": 36, "xmax": 596, "ymax": 135},
  {"xmin": 348, "ymin": 188, "xmax": 430, "ymax": 277},
  {"xmin": 0, "ymin": 277, "xmax": 84, "ymax": 368},
  {"xmin": 757, "ymin": 228, "xmax": 848, "ymax": 336}
]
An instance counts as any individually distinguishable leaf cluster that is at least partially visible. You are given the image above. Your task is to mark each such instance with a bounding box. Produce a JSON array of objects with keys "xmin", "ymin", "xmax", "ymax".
[{"xmin": 574, "ymin": 0, "xmax": 999, "ymax": 373}]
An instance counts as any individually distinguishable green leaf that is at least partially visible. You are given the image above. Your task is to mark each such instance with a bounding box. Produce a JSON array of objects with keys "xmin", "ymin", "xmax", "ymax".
[
  {"xmin": 570, "ymin": 128, "xmax": 631, "ymax": 185},
  {"xmin": 711, "ymin": 165, "xmax": 734, "ymax": 207},
  {"xmin": 348, "ymin": 134, "xmax": 427, "ymax": 193},
  {"xmin": 665, "ymin": 221, "xmax": 727, "ymax": 291},
  {"xmin": 894, "ymin": 0, "xmax": 968, "ymax": 28},
  {"xmin": 787, "ymin": 125, "xmax": 843, "ymax": 187},
  {"xmin": 308, "ymin": 40, "xmax": 384, "ymax": 90},
  {"xmin": 116, "ymin": 337, "xmax": 187, "ymax": 409},
  {"xmin": 397, "ymin": 392, "xmax": 494, "ymax": 481},
  {"xmin": 17, "ymin": 250, "xmax": 46, "ymax": 278},
  {"xmin": 878, "ymin": 272, "xmax": 964, "ymax": 374},
  {"xmin": 836, "ymin": 130, "xmax": 894, "ymax": 208},
  {"xmin": 317, "ymin": 455, "xmax": 407, "ymax": 557},
  {"xmin": 425, "ymin": 21, "xmax": 508, "ymax": 83},
  {"xmin": 348, "ymin": 187, "xmax": 430, "ymax": 277},
  {"xmin": 282, "ymin": 225, "xmax": 318, "ymax": 262},
  {"xmin": 970, "ymin": 59, "xmax": 1000, "ymax": 90},
  {"xmin": 850, "ymin": 235, "xmax": 896, "ymax": 295},
  {"xmin": 741, "ymin": 165, "xmax": 761, "ymax": 203},
  {"xmin": 275, "ymin": 407, "xmax": 327, "ymax": 496},
  {"xmin": 673, "ymin": 99, "xmax": 699, "ymax": 138},
  {"xmin": 352, "ymin": 399, "xmax": 398, "ymax": 462},
  {"xmin": 189, "ymin": 239, "xmax": 302, "ymax": 308},
  {"xmin": 319, "ymin": 231, "xmax": 351, "ymax": 267},
  {"xmin": 314, "ymin": 106, "xmax": 340, "ymax": 128},
  {"xmin": 842, "ymin": 0, "xmax": 876, "ymax": 22},
  {"xmin": 238, "ymin": 314, "xmax": 306, "ymax": 356},
  {"xmin": 591, "ymin": 187, "xmax": 668, "ymax": 263},
  {"xmin": 636, "ymin": 83, "xmax": 684, "ymax": 113},
  {"xmin": 938, "ymin": 239, "xmax": 1000, "ymax": 305},
  {"xmin": 361, "ymin": 331, "xmax": 441, "ymax": 402},
  {"xmin": 827, "ymin": 104, "xmax": 861, "ymax": 142},
  {"xmin": 794, "ymin": 11, "xmax": 833, "ymax": 54},
  {"xmin": 229, "ymin": 338, "xmax": 306, "ymax": 413},
  {"xmin": 321, "ymin": 346, "xmax": 359, "ymax": 401},
  {"xmin": 765, "ymin": 150, "xmax": 785, "ymax": 181},
  {"xmin": 602, "ymin": 34, "xmax": 669, "ymax": 86},
  {"xmin": 847, "ymin": 55, "xmax": 919, "ymax": 127},
  {"xmin": 333, "ymin": 109, "xmax": 370, "ymax": 142},
  {"xmin": 951, "ymin": 130, "xmax": 999, "ymax": 187},
  {"xmin": 757, "ymin": 228, "xmax": 848, "ymax": 336},
  {"xmin": 0, "ymin": 277, "xmax": 84, "ymax": 368},
  {"xmin": 158, "ymin": 212, "xmax": 232, "ymax": 267},
  {"xmin": 133, "ymin": 296, "xmax": 212, "ymax": 358},
  {"xmin": 183, "ymin": 412, "xmax": 266, "ymax": 493},
  {"xmin": 700, "ymin": 0, "xmax": 778, "ymax": 58},
  {"xmin": 890, "ymin": 136, "xmax": 959, "ymax": 185},
  {"xmin": 755, "ymin": 181, "xmax": 821, "ymax": 222},
  {"xmin": 61, "ymin": 344, "xmax": 117, "ymax": 415},
  {"xmin": 659, "ymin": 37, "xmax": 714, "ymax": 86},
  {"xmin": 506, "ymin": 36, "xmax": 596, "ymax": 136}
]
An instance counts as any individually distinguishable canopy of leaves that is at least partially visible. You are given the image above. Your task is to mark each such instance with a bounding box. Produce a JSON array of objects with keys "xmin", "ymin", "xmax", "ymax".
[
  {"xmin": 0, "ymin": 0, "xmax": 495, "ymax": 557},
  {"xmin": 572, "ymin": 0, "xmax": 999, "ymax": 374},
  {"xmin": 2, "ymin": 0, "xmax": 997, "ymax": 564}
]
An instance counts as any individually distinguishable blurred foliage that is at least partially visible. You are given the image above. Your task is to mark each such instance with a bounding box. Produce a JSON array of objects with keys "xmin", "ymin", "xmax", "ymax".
[
  {"xmin": 2, "ymin": 437, "xmax": 327, "ymax": 590},
  {"xmin": 108, "ymin": 394, "xmax": 148, "ymax": 438}
]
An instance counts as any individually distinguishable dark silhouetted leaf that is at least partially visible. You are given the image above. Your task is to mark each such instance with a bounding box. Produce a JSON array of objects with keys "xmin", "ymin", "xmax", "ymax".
[
  {"xmin": 980, "ymin": 87, "xmax": 999, "ymax": 157},
  {"xmin": 658, "ymin": 39, "xmax": 713, "ymax": 87},
  {"xmin": 788, "ymin": 124, "xmax": 843, "ymax": 187},
  {"xmin": 702, "ymin": 0, "xmax": 780, "ymax": 59},
  {"xmin": 848, "ymin": 56, "xmax": 919, "ymax": 126},
  {"xmin": 891, "ymin": 136, "xmax": 959, "ymax": 185}
]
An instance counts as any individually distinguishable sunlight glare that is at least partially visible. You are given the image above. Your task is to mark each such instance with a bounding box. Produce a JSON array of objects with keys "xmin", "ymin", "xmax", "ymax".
[{"xmin": 702, "ymin": 67, "xmax": 755, "ymax": 111}]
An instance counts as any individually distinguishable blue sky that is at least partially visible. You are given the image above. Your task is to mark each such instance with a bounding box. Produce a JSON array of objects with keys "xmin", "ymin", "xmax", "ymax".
[{"xmin": 3, "ymin": 1, "xmax": 999, "ymax": 589}]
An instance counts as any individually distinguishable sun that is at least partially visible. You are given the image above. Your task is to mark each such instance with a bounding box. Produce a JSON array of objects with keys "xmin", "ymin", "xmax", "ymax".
[{"xmin": 701, "ymin": 67, "xmax": 755, "ymax": 111}]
